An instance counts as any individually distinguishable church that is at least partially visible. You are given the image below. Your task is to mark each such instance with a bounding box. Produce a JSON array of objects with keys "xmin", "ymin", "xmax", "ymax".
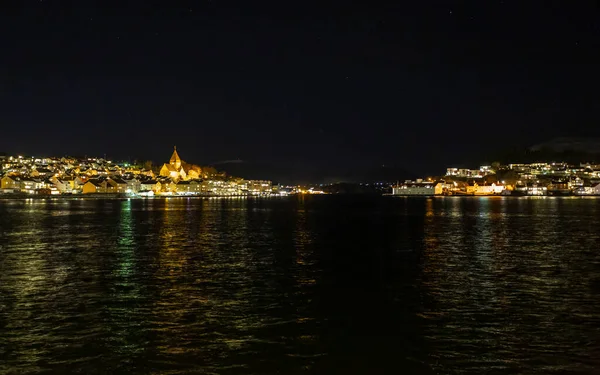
[{"xmin": 159, "ymin": 147, "xmax": 202, "ymax": 181}]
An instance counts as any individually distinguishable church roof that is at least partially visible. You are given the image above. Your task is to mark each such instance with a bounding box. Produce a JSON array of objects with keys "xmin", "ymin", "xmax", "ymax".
[
  {"xmin": 162, "ymin": 163, "xmax": 179, "ymax": 172},
  {"xmin": 170, "ymin": 147, "xmax": 181, "ymax": 165}
]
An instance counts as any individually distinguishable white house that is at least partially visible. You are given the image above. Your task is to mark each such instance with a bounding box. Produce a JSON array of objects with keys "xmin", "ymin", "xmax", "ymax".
[
  {"xmin": 392, "ymin": 181, "xmax": 443, "ymax": 196},
  {"xmin": 574, "ymin": 183, "xmax": 600, "ymax": 196}
]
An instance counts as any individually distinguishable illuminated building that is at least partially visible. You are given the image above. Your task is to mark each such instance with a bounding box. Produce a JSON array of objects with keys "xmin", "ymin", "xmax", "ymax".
[
  {"xmin": 392, "ymin": 180, "xmax": 443, "ymax": 196},
  {"xmin": 159, "ymin": 147, "xmax": 202, "ymax": 181},
  {"xmin": 140, "ymin": 180, "xmax": 161, "ymax": 193},
  {"xmin": 82, "ymin": 179, "xmax": 107, "ymax": 194},
  {"xmin": 1, "ymin": 175, "xmax": 19, "ymax": 190},
  {"xmin": 159, "ymin": 147, "xmax": 187, "ymax": 180}
]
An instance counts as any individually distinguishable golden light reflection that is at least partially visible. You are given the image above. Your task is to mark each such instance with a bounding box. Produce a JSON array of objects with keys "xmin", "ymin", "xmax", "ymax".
[
  {"xmin": 416, "ymin": 197, "xmax": 600, "ymax": 372},
  {"xmin": 293, "ymin": 198, "xmax": 316, "ymax": 281},
  {"xmin": 107, "ymin": 199, "xmax": 144, "ymax": 359},
  {"xmin": 291, "ymin": 201, "xmax": 320, "ymax": 355},
  {"xmin": 116, "ymin": 199, "xmax": 136, "ymax": 280}
]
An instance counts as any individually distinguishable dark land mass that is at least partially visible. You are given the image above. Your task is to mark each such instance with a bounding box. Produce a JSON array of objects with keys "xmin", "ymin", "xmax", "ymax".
[
  {"xmin": 330, "ymin": 165, "xmax": 416, "ymax": 184},
  {"xmin": 322, "ymin": 183, "xmax": 391, "ymax": 195},
  {"xmin": 218, "ymin": 161, "xmax": 415, "ymax": 185}
]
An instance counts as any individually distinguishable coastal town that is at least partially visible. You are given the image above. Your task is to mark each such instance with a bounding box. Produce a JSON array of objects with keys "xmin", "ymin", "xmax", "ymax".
[
  {"xmin": 3, "ymin": 147, "xmax": 600, "ymax": 197},
  {"xmin": 393, "ymin": 162, "xmax": 600, "ymax": 196},
  {"xmin": 0, "ymin": 148, "xmax": 286, "ymax": 197}
]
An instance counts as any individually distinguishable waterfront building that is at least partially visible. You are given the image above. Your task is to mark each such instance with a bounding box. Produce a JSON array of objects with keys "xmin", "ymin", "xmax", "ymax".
[
  {"xmin": 547, "ymin": 180, "xmax": 572, "ymax": 196},
  {"xmin": 175, "ymin": 180, "xmax": 202, "ymax": 195},
  {"xmin": 527, "ymin": 184, "xmax": 548, "ymax": 196},
  {"xmin": 140, "ymin": 180, "xmax": 161, "ymax": 193},
  {"xmin": 465, "ymin": 182, "xmax": 505, "ymax": 195},
  {"xmin": 574, "ymin": 183, "xmax": 600, "ymax": 196},
  {"xmin": 245, "ymin": 180, "xmax": 273, "ymax": 195},
  {"xmin": 392, "ymin": 180, "xmax": 443, "ymax": 196}
]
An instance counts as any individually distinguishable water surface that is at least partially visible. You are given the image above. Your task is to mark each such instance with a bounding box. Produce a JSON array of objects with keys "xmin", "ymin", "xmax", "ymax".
[{"xmin": 1, "ymin": 196, "xmax": 600, "ymax": 374}]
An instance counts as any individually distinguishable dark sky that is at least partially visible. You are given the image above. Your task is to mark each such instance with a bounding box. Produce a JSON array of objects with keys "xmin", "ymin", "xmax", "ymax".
[{"xmin": 2, "ymin": 1, "xmax": 600, "ymax": 182}]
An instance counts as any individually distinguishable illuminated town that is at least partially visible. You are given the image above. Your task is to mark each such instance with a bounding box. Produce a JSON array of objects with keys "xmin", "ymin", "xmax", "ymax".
[
  {"xmin": 0, "ymin": 148, "xmax": 308, "ymax": 197},
  {"xmin": 3, "ymin": 148, "xmax": 600, "ymax": 197},
  {"xmin": 393, "ymin": 162, "xmax": 600, "ymax": 196}
]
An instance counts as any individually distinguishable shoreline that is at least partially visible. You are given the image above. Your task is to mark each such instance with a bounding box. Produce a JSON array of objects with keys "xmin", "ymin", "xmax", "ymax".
[
  {"xmin": 2, "ymin": 193, "xmax": 600, "ymax": 200},
  {"xmin": 384, "ymin": 194, "xmax": 600, "ymax": 198},
  {"xmin": 0, "ymin": 194, "xmax": 279, "ymax": 200}
]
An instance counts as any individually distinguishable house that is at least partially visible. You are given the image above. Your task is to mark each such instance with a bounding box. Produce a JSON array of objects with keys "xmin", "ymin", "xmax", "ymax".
[
  {"xmin": 82, "ymin": 179, "xmax": 107, "ymax": 194},
  {"xmin": 140, "ymin": 180, "xmax": 161, "ymax": 193},
  {"xmin": 107, "ymin": 167, "xmax": 120, "ymax": 176},
  {"xmin": 42, "ymin": 178, "xmax": 61, "ymax": 195},
  {"xmin": 31, "ymin": 167, "xmax": 54, "ymax": 177},
  {"xmin": 19, "ymin": 178, "xmax": 44, "ymax": 194},
  {"xmin": 157, "ymin": 178, "xmax": 177, "ymax": 194},
  {"xmin": 107, "ymin": 177, "xmax": 128, "ymax": 193},
  {"xmin": 62, "ymin": 177, "xmax": 77, "ymax": 192},
  {"xmin": 1, "ymin": 175, "xmax": 19, "ymax": 190},
  {"xmin": 50, "ymin": 177, "xmax": 72, "ymax": 194},
  {"xmin": 123, "ymin": 177, "xmax": 141, "ymax": 193}
]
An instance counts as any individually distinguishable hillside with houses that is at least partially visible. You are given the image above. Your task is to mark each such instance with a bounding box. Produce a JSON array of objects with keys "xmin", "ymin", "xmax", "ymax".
[
  {"xmin": 0, "ymin": 148, "xmax": 274, "ymax": 197},
  {"xmin": 393, "ymin": 161, "xmax": 600, "ymax": 196}
]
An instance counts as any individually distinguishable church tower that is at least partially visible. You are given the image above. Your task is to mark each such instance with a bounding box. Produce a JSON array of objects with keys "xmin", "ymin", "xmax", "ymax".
[{"xmin": 170, "ymin": 146, "xmax": 182, "ymax": 170}]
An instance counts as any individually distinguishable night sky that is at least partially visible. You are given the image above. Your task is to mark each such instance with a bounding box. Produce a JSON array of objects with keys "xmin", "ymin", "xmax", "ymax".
[{"xmin": 2, "ymin": 1, "xmax": 600, "ymax": 182}]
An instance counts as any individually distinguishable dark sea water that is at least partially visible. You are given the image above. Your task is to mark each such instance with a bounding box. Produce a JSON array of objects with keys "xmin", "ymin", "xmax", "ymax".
[{"xmin": 1, "ymin": 196, "xmax": 600, "ymax": 374}]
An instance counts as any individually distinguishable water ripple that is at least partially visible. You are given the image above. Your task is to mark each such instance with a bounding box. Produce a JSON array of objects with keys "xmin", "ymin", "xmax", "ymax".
[{"xmin": 1, "ymin": 197, "xmax": 600, "ymax": 374}]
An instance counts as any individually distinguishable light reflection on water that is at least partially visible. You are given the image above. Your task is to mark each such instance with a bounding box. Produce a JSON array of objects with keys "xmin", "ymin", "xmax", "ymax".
[
  {"xmin": 1, "ymin": 197, "xmax": 600, "ymax": 374},
  {"xmin": 419, "ymin": 197, "xmax": 600, "ymax": 374}
]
